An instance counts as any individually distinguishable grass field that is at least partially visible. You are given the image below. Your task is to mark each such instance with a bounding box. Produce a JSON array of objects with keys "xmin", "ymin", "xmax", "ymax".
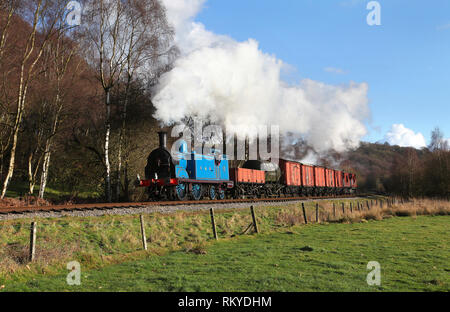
[{"xmin": 1, "ymin": 214, "xmax": 449, "ymax": 292}]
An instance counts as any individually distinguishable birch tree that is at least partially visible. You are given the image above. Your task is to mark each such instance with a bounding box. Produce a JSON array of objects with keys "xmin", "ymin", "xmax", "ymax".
[
  {"xmin": 80, "ymin": 0, "xmax": 129, "ymax": 202},
  {"xmin": 38, "ymin": 29, "xmax": 82, "ymax": 198},
  {"xmin": 0, "ymin": 0, "xmax": 21, "ymax": 183},
  {"xmin": 0, "ymin": 0, "xmax": 64, "ymax": 198}
]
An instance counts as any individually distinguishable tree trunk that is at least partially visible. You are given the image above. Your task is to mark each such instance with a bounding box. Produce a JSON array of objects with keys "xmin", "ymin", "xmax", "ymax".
[
  {"xmin": 124, "ymin": 161, "xmax": 129, "ymax": 201},
  {"xmin": 28, "ymin": 153, "xmax": 35, "ymax": 195},
  {"xmin": 105, "ymin": 89, "xmax": 112, "ymax": 202},
  {"xmin": 2, "ymin": 130, "xmax": 18, "ymax": 198},
  {"xmin": 39, "ymin": 145, "xmax": 51, "ymax": 199},
  {"xmin": 116, "ymin": 140, "xmax": 122, "ymax": 201},
  {"xmin": 1, "ymin": 94, "xmax": 25, "ymax": 198}
]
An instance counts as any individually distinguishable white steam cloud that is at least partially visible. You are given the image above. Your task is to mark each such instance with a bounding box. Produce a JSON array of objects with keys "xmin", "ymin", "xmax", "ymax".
[
  {"xmin": 155, "ymin": 0, "xmax": 370, "ymax": 156},
  {"xmin": 384, "ymin": 124, "xmax": 427, "ymax": 149}
]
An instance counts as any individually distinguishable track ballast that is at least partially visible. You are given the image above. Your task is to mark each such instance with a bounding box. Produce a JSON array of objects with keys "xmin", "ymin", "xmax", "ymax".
[{"xmin": 0, "ymin": 195, "xmax": 362, "ymax": 217}]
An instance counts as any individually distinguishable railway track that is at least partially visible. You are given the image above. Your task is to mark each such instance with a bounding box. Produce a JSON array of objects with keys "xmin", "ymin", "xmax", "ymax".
[{"xmin": 0, "ymin": 194, "xmax": 363, "ymax": 216}]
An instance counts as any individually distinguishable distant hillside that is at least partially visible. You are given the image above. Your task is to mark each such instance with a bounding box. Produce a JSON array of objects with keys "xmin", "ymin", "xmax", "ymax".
[{"xmin": 339, "ymin": 142, "xmax": 429, "ymax": 193}]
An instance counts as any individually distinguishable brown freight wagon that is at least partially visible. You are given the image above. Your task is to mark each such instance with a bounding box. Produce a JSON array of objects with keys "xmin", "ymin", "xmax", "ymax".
[
  {"xmin": 229, "ymin": 167, "xmax": 265, "ymax": 198},
  {"xmin": 334, "ymin": 170, "xmax": 344, "ymax": 194},
  {"xmin": 229, "ymin": 168, "xmax": 265, "ymax": 184},
  {"xmin": 314, "ymin": 166, "xmax": 326, "ymax": 186},
  {"xmin": 343, "ymin": 172, "xmax": 352, "ymax": 188},
  {"xmin": 300, "ymin": 164, "xmax": 314, "ymax": 196},
  {"xmin": 325, "ymin": 168, "xmax": 335, "ymax": 188},
  {"xmin": 350, "ymin": 174, "xmax": 357, "ymax": 190},
  {"xmin": 301, "ymin": 164, "xmax": 314, "ymax": 187},
  {"xmin": 279, "ymin": 159, "xmax": 302, "ymax": 196},
  {"xmin": 279, "ymin": 159, "xmax": 301, "ymax": 186},
  {"xmin": 343, "ymin": 172, "xmax": 357, "ymax": 194}
]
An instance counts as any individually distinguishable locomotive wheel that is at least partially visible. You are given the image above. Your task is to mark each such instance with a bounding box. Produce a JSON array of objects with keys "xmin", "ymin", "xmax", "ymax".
[
  {"xmin": 191, "ymin": 184, "xmax": 203, "ymax": 201},
  {"xmin": 218, "ymin": 188, "xmax": 225, "ymax": 200},
  {"xmin": 176, "ymin": 183, "xmax": 187, "ymax": 201},
  {"xmin": 208, "ymin": 186, "xmax": 216, "ymax": 200}
]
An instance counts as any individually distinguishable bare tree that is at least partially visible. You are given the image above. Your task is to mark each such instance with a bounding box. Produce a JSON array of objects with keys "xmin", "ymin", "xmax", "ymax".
[
  {"xmin": 0, "ymin": 0, "xmax": 66, "ymax": 198},
  {"xmin": 115, "ymin": 0, "xmax": 176, "ymax": 200},
  {"xmin": 429, "ymin": 127, "xmax": 448, "ymax": 152},
  {"xmin": 0, "ymin": 0, "xmax": 20, "ymax": 61},
  {"xmin": 39, "ymin": 31, "xmax": 82, "ymax": 198},
  {"xmin": 80, "ymin": 0, "xmax": 176, "ymax": 202},
  {"xmin": 80, "ymin": 0, "xmax": 130, "ymax": 202},
  {"xmin": 0, "ymin": 0, "xmax": 21, "ymax": 184}
]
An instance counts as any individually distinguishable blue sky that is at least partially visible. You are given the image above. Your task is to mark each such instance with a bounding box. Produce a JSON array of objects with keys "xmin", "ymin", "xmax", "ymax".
[{"xmin": 193, "ymin": 0, "xmax": 450, "ymax": 145}]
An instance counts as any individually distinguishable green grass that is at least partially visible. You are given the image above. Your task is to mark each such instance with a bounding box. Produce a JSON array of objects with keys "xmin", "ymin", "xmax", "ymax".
[
  {"xmin": 0, "ymin": 198, "xmax": 385, "ymax": 279},
  {"xmin": 1, "ymin": 215, "xmax": 448, "ymax": 292}
]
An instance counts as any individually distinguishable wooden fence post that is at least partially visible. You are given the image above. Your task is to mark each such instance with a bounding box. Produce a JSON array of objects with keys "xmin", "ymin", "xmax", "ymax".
[
  {"xmin": 342, "ymin": 202, "xmax": 345, "ymax": 214},
  {"xmin": 140, "ymin": 215, "xmax": 148, "ymax": 251},
  {"xmin": 366, "ymin": 201, "xmax": 370, "ymax": 210},
  {"xmin": 250, "ymin": 206, "xmax": 259, "ymax": 234},
  {"xmin": 302, "ymin": 203, "xmax": 308, "ymax": 224},
  {"xmin": 333, "ymin": 203, "xmax": 336, "ymax": 218},
  {"xmin": 210, "ymin": 208, "xmax": 218, "ymax": 240},
  {"xmin": 315, "ymin": 203, "xmax": 319, "ymax": 223},
  {"xmin": 350, "ymin": 202, "xmax": 353, "ymax": 213},
  {"xmin": 29, "ymin": 222, "xmax": 37, "ymax": 262}
]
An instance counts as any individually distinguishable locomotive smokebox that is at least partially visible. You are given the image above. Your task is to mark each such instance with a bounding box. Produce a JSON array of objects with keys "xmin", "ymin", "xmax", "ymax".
[{"xmin": 158, "ymin": 131, "xmax": 167, "ymax": 149}]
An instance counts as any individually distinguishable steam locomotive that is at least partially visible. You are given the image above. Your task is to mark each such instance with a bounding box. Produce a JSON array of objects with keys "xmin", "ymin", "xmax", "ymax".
[{"xmin": 136, "ymin": 132, "xmax": 357, "ymax": 200}]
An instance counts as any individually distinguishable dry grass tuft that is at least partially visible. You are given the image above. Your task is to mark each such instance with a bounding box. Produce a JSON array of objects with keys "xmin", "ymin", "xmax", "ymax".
[
  {"xmin": 275, "ymin": 210, "xmax": 304, "ymax": 226},
  {"xmin": 0, "ymin": 196, "xmax": 51, "ymax": 208},
  {"xmin": 323, "ymin": 198, "xmax": 450, "ymax": 224},
  {"xmin": 183, "ymin": 241, "xmax": 208, "ymax": 255}
]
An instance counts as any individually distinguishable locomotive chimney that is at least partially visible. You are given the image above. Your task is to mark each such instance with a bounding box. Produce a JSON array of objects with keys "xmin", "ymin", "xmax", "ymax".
[{"xmin": 158, "ymin": 131, "xmax": 167, "ymax": 149}]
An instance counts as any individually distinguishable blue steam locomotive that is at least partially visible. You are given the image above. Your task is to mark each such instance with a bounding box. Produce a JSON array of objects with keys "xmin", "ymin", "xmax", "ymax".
[{"xmin": 138, "ymin": 132, "xmax": 233, "ymax": 200}]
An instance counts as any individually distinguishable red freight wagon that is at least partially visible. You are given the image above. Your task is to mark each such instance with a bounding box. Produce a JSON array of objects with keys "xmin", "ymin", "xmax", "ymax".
[
  {"xmin": 314, "ymin": 166, "xmax": 326, "ymax": 187},
  {"xmin": 343, "ymin": 172, "xmax": 352, "ymax": 188},
  {"xmin": 280, "ymin": 159, "xmax": 301, "ymax": 186},
  {"xmin": 350, "ymin": 174, "xmax": 357, "ymax": 189},
  {"xmin": 325, "ymin": 169, "xmax": 335, "ymax": 188},
  {"xmin": 334, "ymin": 170, "xmax": 343, "ymax": 188},
  {"xmin": 301, "ymin": 164, "xmax": 315, "ymax": 187},
  {"xmin": 229, "ymin": 168, "xmax": 265, "ymax": 184}
]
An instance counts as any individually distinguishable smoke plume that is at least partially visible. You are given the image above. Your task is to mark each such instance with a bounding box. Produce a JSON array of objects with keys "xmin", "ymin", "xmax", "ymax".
[{"xmin": 154, "ymin": 0, "xmax": 370, "ymax": 160}]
